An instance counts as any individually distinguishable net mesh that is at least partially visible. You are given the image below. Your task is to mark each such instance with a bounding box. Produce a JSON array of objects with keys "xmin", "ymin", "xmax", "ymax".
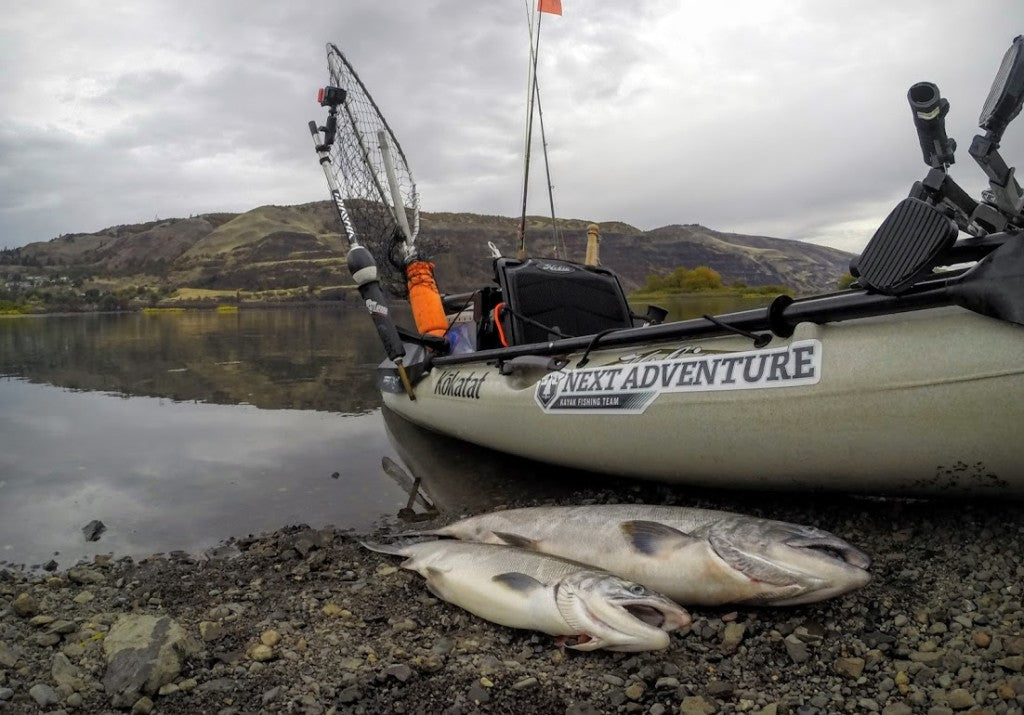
[{"xmin": 325, "ymin": 43, "xmax": 421, "ymax": 295}]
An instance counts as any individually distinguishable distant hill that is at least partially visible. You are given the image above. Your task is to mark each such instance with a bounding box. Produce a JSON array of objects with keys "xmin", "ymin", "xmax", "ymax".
[{"xmin": 4, "ymin": 202, "xmax": 854, "ymax": 296}]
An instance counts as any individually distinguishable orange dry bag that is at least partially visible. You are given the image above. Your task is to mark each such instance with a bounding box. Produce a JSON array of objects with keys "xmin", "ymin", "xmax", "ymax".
[{"xmin": 406, "ymin": 261, "xmax": 447, "ymax": 338}]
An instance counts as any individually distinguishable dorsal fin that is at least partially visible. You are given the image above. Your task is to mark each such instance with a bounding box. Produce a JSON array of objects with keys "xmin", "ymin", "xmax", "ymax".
[
  {"xmin": 621, "ymin": 520, "xmax": 698, "ymax": 556},
  {"xmin": 492, "ymin": 531, "xmax": 540, "ymax": 550},
  {"xmin": 492, "ymin": 572, "xmax": 546, "ymax": 592}
]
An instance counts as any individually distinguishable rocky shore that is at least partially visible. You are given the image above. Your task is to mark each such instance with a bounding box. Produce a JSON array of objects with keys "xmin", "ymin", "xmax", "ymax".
[{"xmin": 1, "ymin": 487, "xmax": 1023, "ymax": 715}]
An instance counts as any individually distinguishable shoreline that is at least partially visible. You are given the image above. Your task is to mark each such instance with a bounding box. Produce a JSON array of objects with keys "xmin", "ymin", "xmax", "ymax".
[{"xmin": 2, "ymin": 490, "xmax": 1023, "ymax": 714}]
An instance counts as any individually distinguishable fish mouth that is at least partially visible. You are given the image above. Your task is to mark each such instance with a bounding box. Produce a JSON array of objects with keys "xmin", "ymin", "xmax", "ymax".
[
  {"xmin": 621, "ymin": 601, "xmax": 692, "ymax": 631},
  {"xmin": 794, "ymin": 540, "xmax": 872, "ymax": 570},
  {"xmin": 564, "ymin": 599, "xmax": 689, "ymax": 652},
  {"xmin": 754, "ymin": 537, "xmax": 871, "ymax": 606}
]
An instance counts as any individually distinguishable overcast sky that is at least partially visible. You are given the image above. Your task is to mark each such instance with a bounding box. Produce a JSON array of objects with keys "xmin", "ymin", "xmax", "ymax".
[{"xmin": 2, "ymin": 1, "xmax": 1022, "ymax": 253}]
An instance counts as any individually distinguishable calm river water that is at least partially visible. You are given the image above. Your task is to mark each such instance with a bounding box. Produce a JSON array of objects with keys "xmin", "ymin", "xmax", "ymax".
[{"xmin": 0, "ymin": 296, "xmax": 766, "ymax": 568}]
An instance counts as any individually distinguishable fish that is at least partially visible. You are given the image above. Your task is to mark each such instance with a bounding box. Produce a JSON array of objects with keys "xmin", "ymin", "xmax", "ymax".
[
  {"xmin": 361, "ymin": 539, "xmax": 691, "ymax": 651},
  {"xmin": 419, "ymin": 505, "xmax": 871, "ymax": 607}
]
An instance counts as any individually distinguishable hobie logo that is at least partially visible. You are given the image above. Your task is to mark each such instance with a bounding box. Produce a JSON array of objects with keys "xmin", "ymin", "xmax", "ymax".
[
  {"xmin": 364, "ymin": 299, "xmax": 388, "ymax": 317},
  {"xmin": 535, "ymin": 340, "xmax": 822, "ymax": 414},
  {"xmin": 536, "ymin": 261, "xmax": 574, "ymax": 273}
]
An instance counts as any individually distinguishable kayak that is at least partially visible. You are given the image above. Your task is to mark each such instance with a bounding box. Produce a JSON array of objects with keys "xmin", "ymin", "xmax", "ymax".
[
  {"xmin": 379, "ymin": 304, "xmax": 1024, "ymax": 496},
  {"xmin": 310, "ymin": 38, "xmax": 1024, "ymax": 497}
]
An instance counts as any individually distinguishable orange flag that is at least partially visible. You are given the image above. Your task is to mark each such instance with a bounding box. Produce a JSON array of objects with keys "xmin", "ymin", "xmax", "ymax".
[{"xmin": 538, "ymin": 0, "xmax": 562, "ymax": 15}]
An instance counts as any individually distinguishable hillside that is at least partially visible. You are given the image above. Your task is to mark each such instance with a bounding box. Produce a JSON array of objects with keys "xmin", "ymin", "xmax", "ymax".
[{"xmin": 2, "ymin": 202, "xmax": 854, "ymax": 299}]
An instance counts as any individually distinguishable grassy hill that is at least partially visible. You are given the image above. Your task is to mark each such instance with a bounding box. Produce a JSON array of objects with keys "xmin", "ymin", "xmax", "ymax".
[{"xmin": 2, "ymin": 202, "xmax": 855, "ymax": 305}]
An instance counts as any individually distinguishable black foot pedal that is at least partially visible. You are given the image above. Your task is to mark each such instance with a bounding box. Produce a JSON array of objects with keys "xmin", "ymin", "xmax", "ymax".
[{"xmin": 851, "ymin": 197, "xmax": 958, "ymax": 295}]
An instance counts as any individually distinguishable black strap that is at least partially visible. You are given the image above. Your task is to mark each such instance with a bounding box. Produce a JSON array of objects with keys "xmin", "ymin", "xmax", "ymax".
[{"xmin": 701, "ymin": 314, "xmax": 772, "ymax": 348}]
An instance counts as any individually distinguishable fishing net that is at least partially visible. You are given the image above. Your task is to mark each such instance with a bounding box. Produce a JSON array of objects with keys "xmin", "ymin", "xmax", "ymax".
[{"xmin": 324, "ymin": 43, "xmax": 421, "ymax": 295}]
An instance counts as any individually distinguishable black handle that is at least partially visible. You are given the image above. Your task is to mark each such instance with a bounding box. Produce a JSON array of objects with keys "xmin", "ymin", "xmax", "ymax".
[
  {"xmin": 908, "ymin": 82, "xmax": 956, "ymax": 169},
  {"xmin": 347, "ymin": 245, "xmax": 406, "ymax": 363}
]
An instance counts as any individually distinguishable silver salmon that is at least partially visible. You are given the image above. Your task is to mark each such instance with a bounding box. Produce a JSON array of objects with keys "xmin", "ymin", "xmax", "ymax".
[
  {"xmin": 362, "ymin": 539, "xmax": 691, "ymax": 651},
  {"xmin": 423, "ymin": 505, "xmax": 871, "ymax": 606}
]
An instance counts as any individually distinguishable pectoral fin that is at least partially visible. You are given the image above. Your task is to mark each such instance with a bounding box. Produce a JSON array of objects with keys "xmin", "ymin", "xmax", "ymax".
[
  {"xmin": 423, "ymin": 565, "xmax": 450, "ymax": 598},
  {"xmin": 621, "ymin": 520, "xmax": 699, "ymax": 556},
  {"xmin": 492, "ymin": 531, "xmax": 540, "ymax": 550},
  {"xmin": 492, "ymin": 572, "xmax": 546, "ymax": 592}
]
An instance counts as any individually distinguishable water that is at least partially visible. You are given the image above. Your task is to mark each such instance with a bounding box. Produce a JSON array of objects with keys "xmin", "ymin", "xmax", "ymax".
[{"xmin": 0, "ymin": 296, "xmax": 771, "ymax": 568}]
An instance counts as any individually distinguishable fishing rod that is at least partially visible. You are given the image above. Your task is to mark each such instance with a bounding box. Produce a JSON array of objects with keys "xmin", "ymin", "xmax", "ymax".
[
  {"xmin": 523, "ymin": 0, "xmax": 564, "ymax": 258},
  {"xmin": 518, "ymin": 1, "xmax": 564, "ymax": 259},
  {"xmin": 516, "ymin": 4, "xmax": 541, "ymax": 259}
]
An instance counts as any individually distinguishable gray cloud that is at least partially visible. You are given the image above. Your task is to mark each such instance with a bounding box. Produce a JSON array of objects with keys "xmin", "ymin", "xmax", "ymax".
[{"xmin": 2, "ymin": 0, "xmax": 1022, "ymax": 254}]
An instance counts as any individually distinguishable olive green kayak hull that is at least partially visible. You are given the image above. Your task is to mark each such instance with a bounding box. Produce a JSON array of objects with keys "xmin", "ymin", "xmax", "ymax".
[{"xmin": 381, "ymin": 307, "xmax": 1024, "ymax": 496}]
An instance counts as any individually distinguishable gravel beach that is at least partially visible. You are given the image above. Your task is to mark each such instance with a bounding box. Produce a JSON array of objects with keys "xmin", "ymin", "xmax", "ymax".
[{"xmin": 1, "ymin": 485, "xmax": 1023, "ymax": 715}]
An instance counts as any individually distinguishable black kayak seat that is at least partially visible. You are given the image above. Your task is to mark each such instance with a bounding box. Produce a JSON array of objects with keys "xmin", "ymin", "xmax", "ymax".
[{"xmin": 491, "ymin": 257, "xmax": 634, "ymax": 345}]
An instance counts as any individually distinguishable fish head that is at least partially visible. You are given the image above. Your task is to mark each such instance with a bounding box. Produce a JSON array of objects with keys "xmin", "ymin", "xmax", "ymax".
[
  {"xmin": 753, "ymin": 523, "xmax": 872, "ymax": 606},
  {"xmin": 554, "ymin": 571, "xmax": 691, "ymax": 652}
]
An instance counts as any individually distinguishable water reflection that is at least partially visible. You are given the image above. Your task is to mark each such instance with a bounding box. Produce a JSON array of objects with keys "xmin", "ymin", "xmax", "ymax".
[
  {"xmin": 0, "ymin": 309, "xmax": 385, "ymax": 414},
  {"xmin": 380, "ymin": 406, "xmax": 621, "ymax": 518},
  {"xmin": 0, "ymin": 378, "xmax": 410, "ymax": 568}
]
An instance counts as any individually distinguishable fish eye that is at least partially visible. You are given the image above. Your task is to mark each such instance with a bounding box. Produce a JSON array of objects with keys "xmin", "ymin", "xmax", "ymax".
[{"xmin": 628, "ymin": 583, "xmax": 646, "ymax": 596}]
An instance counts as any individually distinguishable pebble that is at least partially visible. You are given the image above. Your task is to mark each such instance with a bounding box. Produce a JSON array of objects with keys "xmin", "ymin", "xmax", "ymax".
[
  {"xmin": 0, "ymin": 688, "xmax": 12, "ymax": 701},
  {"xmin": 322, "ymin": 603, "xmax": 350, "ymax": 618},
  {"xmin": 624, "ymin": 682, "xmax": 645, "ymax": 700},
  {"xmin": 384, "ymin": 664, "xmax": 413, "ymax": 682},
  {"xmin": 466, "ymin": 681, "xmax": 490, "ymax": 703},
  {"xmin": 996, "ymin": 655, "xmax": 1024, "ymax": 672},
  {"xmin": 722, "ymin": 622, "xmax": 746, "ymax": 652},
  {"xmin": 12, "ymin": 592, "xmax": 39, "ymax": 617},
  {"xmin": 512, "ymin": 676, "xmax": 538, "ymax": 690},
  {"xmin": 29, "ymin": 683, "xmax": 59, "ymax": 706},
  {"xmin": 131, "ymin": 695, "xmax": 154, "ymax": 715},
  {"xmin": 835, "ymin": 657, "xmax": 865, "ymax": 678},
  {"xmin": 881, "ymin": 704, "xmax": 913, "ymax": 715},
  {"xmin": 784, "ymin": 634, "xmax": 810, "ymax": 663},
  {"xmin": 389, "ymin": 618, "xmax": 417, "ymax": 633},
  {"xmin": 945, "ymin": 688, "xmax": 975, "ymax": 709},
  {"xmin": 200, "ymin": 620, "xmax": 225, "ymax": 642},
  {"xmin": 260, "ymin": 629, "xmax": 281, "ymax": 646},
  {"xmin": 249, "ymin": 644, "xmax": 274, "ymax": 661},
  {"xmin": 679, "ymin": 696, "xmax": 715, "ymax": 715}
]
